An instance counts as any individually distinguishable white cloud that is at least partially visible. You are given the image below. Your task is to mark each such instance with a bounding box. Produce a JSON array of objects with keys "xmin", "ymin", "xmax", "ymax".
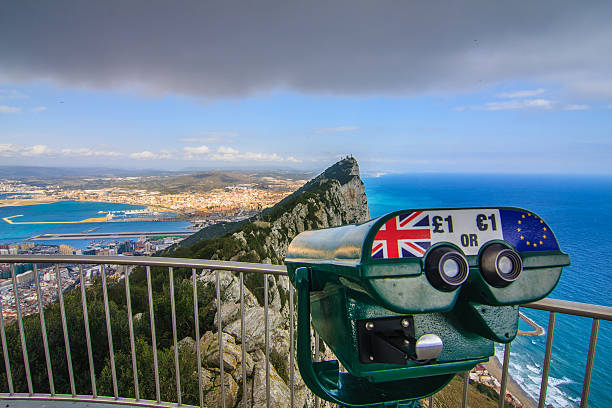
[
  {"xmin": 0, "ymin": 89, "xmax": 28, "ymax": 99},
  {"xmin": 0, "ymin": 144, "xmax": 20, "ymax": 157},
  {"xmin": 22, "ymin": 145, "xmax": 53, "ymax": 156},
  {"xmin": 484, "ymin": 99, "xmax": 554, "ymax": 110},
  {"xmin": 157, "ymin": 149, "xmax": 174, "ymax": 159},
  {"xmin": 496, "ymin": 89, "xmax": 546, "ymax": 98},
  {"xmin": 183, "ymin": 145, "xmax": 210, "ymax": 159},
  {"xmin": 563, "ymin": 104, "xmax": 590, "ymax": 111},
  {"xmin": 30, "ymin": 106, "xmax": 48, "ymax": 113},
  {"xmin": 130, "ymin": 151, "xmax": 158, "ymax": 159},
  {"xmin": 217, "ymin": 146, "xmax": 239, "ymax": 154},
  {"xmin": 457, "ymin": 99, "xmax": 555, "ymax": 111},
  {"xmin": 61, "ymin": 148, "xmax": 122, "ymax": 157},
  {"xmin": 0, "ymin": 143, "xmax": 127, "ymax": 159},
  {"xmin": 0, "ymin": 105, "xmax": 22, "ymax": 114},
  {"xmin": 208, "ymin": 148, "xmax": 301, "ymax": 163},
  {"xmin": 316, "ymin": 126, "xmax": 359, "ymax": 133}
]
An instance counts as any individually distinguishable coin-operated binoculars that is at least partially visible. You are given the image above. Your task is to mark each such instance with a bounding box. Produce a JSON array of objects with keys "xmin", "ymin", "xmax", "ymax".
[{"xmin": 285, "ymin": 207, "xmax": 569, "ymax": 407}]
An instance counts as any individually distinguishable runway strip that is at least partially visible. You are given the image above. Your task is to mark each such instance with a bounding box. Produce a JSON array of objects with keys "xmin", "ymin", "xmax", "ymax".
[{"xmin": 2, "ymin": 214, "xmax": 108, "ymax": 224}]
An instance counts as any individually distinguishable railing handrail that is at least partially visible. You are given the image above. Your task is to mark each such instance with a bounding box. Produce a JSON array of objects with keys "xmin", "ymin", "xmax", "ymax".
[
  {"xmin": 0, "ymin": 254, "xmax": 287, "ymax": 275},
  {"xmin": 522, "ymin": 297, "xmax": 612, "ymax": 321},
  {"xmin": 0, "ymin": 254, "xmax": 610, "ymax": 407},
  {"xmin": 1, "ymin": 254, "xmax": 611, "ymax": 321}
]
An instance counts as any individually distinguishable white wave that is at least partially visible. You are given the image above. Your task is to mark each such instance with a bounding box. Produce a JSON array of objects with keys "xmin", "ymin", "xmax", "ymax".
[
  {"xmin": 549, "ymin": 376, "xmax": 575, "ymax": 386},
  {"xmin": 497, "ymin": 345, "xmax": 580, "ymax": 408},
  {"xmin": 526, "ymin": 364, "xmax": 541, "ymax": 375}
]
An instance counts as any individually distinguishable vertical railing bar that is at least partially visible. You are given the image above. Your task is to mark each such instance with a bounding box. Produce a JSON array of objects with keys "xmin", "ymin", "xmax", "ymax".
[
  {"xmin": 428, "ymin": 395, "xmax": 433, "ymax": 407},
  {"xmin": 240, "ymin": 272, "xmax": 247, "ymax": 408},
  {"xmin": 289, "ymin": 285, "xmax": 295, "ymax": 408},
  {"xmin": 264, "ymin": 274, "xmax": 270, "ymax": 408},
  {"xmin": 169, "ymin": 267, "xmax": 182, "ymax": 406},
  {"xmin": 216, "ymin": 270, "xmax": 226, "ymax": 408},
  {"xmin": 192, "ymin": 268, "xmax": 203, "ymax": 408},
  {"xmin": 11, "ymin": 264, "xmax": 33, "ymax": 395},
  {"xmin": 124, "ymin": 265, "xmax": 140, "ymax": 400},
  {"xmin": 498, "ymin": 343, "xmax": 511, "ymax": 408},
  {"xmin": 101, "ymin": 264, "xmax": 118, "ymax": 399},
  {"xmin": 56, "ymin": 264, "xmax": 76, "ymax": 397},
  {"xmin": 538, "ymin": 311, "xmax": 556, "ymax": 408},
  {"xmin": 461, "ymin": 371, "xmax": 469, "ymax": 408},
  {"xmin": 79, "ymin": 264, "xmax": 96, "ymax": 398},
  {"xmin": 0, "ymin": 280, "xmax": 14, "ymax": 395},
  {"xmin": 579, "ymin": 318, "xmax": 600, "ymax": 408},
  {"xmin": 34, "ymin": 264, "xmax": 54, "ymax": 395},
  {"xmin": 314, "ymin": 332, "xmax": 320, "ymax": 408},
  {"xmin": 146, "ymin": 266, "xmax": 160, "ymax": 403}
]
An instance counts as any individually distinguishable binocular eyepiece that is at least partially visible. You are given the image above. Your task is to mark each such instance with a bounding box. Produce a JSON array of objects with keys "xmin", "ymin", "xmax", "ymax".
[
  {"xmin": 285, "ymin": 207, "xmax": 569, "ymax": 407},
  {"xmin": 480, "ymin": 243, "xmax": 523, "ymax": 287},
  {"xmin": 425, "ymin": 246, "xmax": 469, "ymax": 291},
  {"xmin": 425, "ymin": 243, "xmax": 523, "ymax": 291}
]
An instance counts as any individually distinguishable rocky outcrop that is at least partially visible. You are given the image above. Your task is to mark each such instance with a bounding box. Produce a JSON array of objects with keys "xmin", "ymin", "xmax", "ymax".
[{"xmin": 176, "ymin": 271, "xmax": 312, "ymax": 408}]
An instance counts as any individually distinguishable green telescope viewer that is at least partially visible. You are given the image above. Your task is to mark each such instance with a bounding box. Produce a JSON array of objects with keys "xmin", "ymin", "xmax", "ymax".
[{"xmin": 285, "ymin": 207, "xmax": 569, "ymax": 407}]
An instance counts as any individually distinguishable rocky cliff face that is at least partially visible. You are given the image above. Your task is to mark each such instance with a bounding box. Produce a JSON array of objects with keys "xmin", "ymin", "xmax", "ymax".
[{"xmin": 170, "ymin": 158, "xmax": 369, "ymax": 408}]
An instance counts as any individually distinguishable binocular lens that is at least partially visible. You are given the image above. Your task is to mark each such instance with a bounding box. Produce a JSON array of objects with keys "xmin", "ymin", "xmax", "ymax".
[
  {"xmin": 480, "ymin": 244, "xmax": 522, "ymax": 287},
  {"xmin": 425, "ymin": 247, "xmax": 469, "ymax": 291},
  {"xmin": 497, "ymin": 255, "xmax": 514, "ymax": 275},
  {"xmin": 442, "ymin": 258, "xmax": 460, "ymax": 278}
]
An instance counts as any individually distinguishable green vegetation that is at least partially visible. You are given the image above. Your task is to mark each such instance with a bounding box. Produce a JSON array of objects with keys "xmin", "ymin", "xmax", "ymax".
[
  {"xmin": 420, "ymin": 373, "xmax": 506, "ymax": 408},
  {"xmin": 0, "ymin": 267, "xmax": 216, "ymax": 404}
]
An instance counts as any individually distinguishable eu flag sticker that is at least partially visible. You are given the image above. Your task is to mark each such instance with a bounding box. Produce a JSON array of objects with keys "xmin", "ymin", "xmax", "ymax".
[{"xmin": 500, "ymin": 209, "xmax": 559, "ymax": 252}]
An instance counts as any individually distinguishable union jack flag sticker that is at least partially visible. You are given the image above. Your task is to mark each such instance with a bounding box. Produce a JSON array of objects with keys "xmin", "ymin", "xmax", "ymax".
[{"xmin": 371, "ymin": 211, "xmax": 432, "ymax": 258}]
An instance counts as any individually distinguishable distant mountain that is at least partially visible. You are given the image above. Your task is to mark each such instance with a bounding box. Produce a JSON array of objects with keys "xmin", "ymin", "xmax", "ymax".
[
  {"xmin": 0, "ymin": 165, "xmax": 174, "ymax": 179},
  {"xmin": 0, "ymin": 165, "xmax": 313, "ymax": 193}
]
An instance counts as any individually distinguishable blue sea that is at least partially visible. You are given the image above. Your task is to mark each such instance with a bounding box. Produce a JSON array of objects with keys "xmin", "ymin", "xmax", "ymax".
[
  {"xmin": 0, "ymin": 200, "xmax": 192, "ymax": 249},
  {"xmin": 364, "ymin": 174, "xmax": 612, "ymax": 408}
]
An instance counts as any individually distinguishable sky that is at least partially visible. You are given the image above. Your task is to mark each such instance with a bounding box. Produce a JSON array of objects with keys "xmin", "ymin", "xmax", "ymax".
[{"xmin": 1, "ymin": 1, "xmax": 611, "ymax": 175}]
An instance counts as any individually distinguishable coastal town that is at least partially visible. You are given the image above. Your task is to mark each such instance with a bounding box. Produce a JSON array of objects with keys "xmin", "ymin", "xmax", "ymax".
[
  {"xmin": 0, "ymin": 237, "xmax": 184, "ymax": 324},
  {"xmin": 0, "ymin": 176, "xmax": 306, "ymax": 218},
  {"xmin": 0, "ymin": 174, "xmax": 305, "ymax": 323}
]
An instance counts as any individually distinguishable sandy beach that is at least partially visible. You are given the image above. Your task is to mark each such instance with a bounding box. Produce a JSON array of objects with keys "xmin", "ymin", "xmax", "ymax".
[{"xmin": 484, "ymin": 356, "xmax": 538, "ymax": 408}]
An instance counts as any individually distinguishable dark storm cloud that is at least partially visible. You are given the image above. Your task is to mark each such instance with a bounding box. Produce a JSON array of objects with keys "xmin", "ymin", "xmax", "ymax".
[{"xmin": 1, "ymin": 1, "xmax": 611, "ymax": 98}]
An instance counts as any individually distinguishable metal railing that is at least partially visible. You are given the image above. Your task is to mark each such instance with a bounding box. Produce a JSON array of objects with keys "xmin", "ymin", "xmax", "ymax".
[{"xmin": 0, "ymin": 254, "xmax": 609, "ymax": 408}]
